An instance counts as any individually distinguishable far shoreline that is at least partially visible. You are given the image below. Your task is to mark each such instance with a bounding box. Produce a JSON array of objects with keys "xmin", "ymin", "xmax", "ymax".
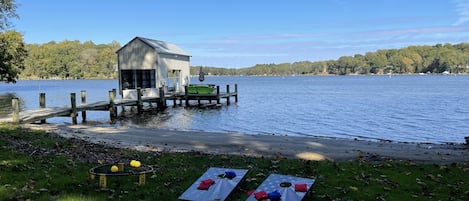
[{"xmin": 13, "ymin": 73, "xmax": 469, "ymax": 81}]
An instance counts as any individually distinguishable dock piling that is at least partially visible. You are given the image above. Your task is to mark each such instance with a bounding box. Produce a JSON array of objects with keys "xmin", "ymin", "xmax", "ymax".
[
  {"xmin": 70, "ymin": 93, "xmax": 77, "ymax": 124},
  {"xmin": 216, "ymin": 86, "xmax": 221, "ymax": 104},
  {"xmin": 109, "ymin": 90, "xmax": 117, "ymax": 123},
  {"xmin": 235, "ymin": 84, "xmax": 238, "ymax": 102},
  {"xmin": 158, "ymin": 87, "xmax": 166, "ymax": 111},
  {"xmin": 226, "ymin": 85, "xmax": 230, "ymax": 105},
  {"xmin": 137, "ymin": 88, "xmax": 143, "ymax": 113},
  {"xmin": 184, "ymin": 85, "xmax": 189, "ymax": 106},
  {"xmin": 81, "ymin": 90, "xmax": 87, "ymax": 122},
  {"xmin": 39, "ymin": 93, "xmax": 46, "ymax": 123},
  {"xmin": 111, "ymin": 88, "xmax": 117, "ymax": 114},
  {"xmin": 12, "ymin": 98, "xmax": 19, "ymax": 123}
]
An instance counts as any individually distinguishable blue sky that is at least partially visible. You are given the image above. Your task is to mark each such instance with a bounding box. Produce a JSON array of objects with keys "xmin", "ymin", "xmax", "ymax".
[{"xmin": 12, "ymin": 0, "xmax": 469, "ymax": 68}]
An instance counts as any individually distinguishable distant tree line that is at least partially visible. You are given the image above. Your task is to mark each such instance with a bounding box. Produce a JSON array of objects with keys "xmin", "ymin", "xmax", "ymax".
[
  {"xmin": 22, "ymin": 40, "xmax": 121, "ymax": 79},
  {"xmin": 16, "ymin": 41, "xmax": 469, "ymax": 80},
  {"xmin": 192, "ymin": 43, "xmax": 469, "ymax": 76}
]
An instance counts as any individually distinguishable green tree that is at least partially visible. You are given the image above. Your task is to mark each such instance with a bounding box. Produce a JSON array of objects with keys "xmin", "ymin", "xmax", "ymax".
[
  {"xmin": 0, "ymin": 30, "xmax": 27, "ymax": 82},
  {"xmin": 22, "ymin": 40, "xmax": 120, "ymax": 79},
  {"xmin": 336, "ymin": 56, "xmax": 354, "ymax": 75},
  {"xmin": 0, "ymin": 0, "xmax": 17, "ymax": 30},
  {"xmin": 97, "ymin": 46, "xmax": 118, "ymax": 78},
  {"xmin": 22, "ymin": 44, "xmax": 46, "ymax": 79},
  {"xmin": 365, "ymin": 51, "xmax": 388, "ymax": 74},
  {"xmin": 452, "ymin": 43, "xmax": 469, "ymax": 73},
  {"xmin": 353, "ymin": 54, "xmax": 368, "ymax": 74},
  {"xmin": 0, "ymin": 0, "xmax": 26, "ymax": 83}
]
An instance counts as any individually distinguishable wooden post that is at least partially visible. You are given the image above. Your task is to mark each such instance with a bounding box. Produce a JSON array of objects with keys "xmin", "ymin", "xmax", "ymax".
[
  {"xmin": 81, "ymin": 90, "xmax": 87, "ymax": 122},
  {"xmin": 158, "ymin": 87, "xmax": 166, "ymax": 110},
  {"xmin": 12, "ymin": 98, "xmax": 19, "ymax": 123},
  {"xmin": 112, "ymin": 88, "xmax": 117, "ymax": 112},
  {"xmin": 39, "ymin": 93, "xmax": 46, "ymax": 123},
  {"xmin": 172, "ymin": 86, "xmax": 177, "ymax": 108},
  {"xmin": 184, "ymin": 85, "xmax": 189, "ymax": 106},
  {"xmin": 112, "ymin": 89, "xmax": 117, "ymax": 114},
  {"xmin": 137, "ymin": 88, "xmax": 142, "ymax": 113},
  {"xmin": 109, "ymin": 90, "xmax": 116, "ymax": 123},
  {"xmin": 162, "ymin": 88, "xmax": 167, "ymax": 108},
  {"xmin": 216, "ymin": 86, "xmax": 220, "ymax": 104},
  {"xmin": 235, "ymin": 84, "xmax": 238, "ymax": 102},
  {"xmin": 70, "ymin": 93, "xmax": 77, "ymax": 124},
  {"xmin": 226, "ymin": 85, "xmax": 230, "ymax": 105}
]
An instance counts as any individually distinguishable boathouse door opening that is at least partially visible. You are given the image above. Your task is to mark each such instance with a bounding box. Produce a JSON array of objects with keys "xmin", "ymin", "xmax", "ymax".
[
  {"xmin": 121, "ymin": 69, "xmax": 158, "ymax": 99},
  {"xmin": 121, "ymin": 69, "xmax": 156, "ymax": 89},
  {"xmin": 167, "ymin": 69, "xmax": 186, "ymax": 94}
]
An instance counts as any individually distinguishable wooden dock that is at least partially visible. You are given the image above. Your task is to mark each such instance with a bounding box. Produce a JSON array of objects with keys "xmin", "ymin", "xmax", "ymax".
[{"xmin": 1, "ymin": 84, "xmax": 238, "ymax": 124}]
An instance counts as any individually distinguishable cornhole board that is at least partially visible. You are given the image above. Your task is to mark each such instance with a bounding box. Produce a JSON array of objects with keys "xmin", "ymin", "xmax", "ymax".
[
  {"xmin": 179, "ymin": 167, "xmax": 248, "ymax": 201},
  {"xmin": 246, "ymin": 174, "xmax": 315, "ymax": 201}
]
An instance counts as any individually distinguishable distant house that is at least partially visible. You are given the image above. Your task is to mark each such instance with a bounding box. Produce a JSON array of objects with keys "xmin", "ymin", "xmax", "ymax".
[{"xmin": 116, "ymin": 37, "xmax": 191, "ymax": 98}]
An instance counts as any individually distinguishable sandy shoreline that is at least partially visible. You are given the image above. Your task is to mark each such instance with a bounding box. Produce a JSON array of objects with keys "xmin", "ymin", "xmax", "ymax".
[{"xmin": 23, "ymin": 123, "xmax": 468, "ymax": 163}]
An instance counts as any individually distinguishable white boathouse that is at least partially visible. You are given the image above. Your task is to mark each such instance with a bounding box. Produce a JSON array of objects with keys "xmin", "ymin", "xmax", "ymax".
[{"xmin": 116, "ymin": 37, "xmax": 191, "ymax": 98}]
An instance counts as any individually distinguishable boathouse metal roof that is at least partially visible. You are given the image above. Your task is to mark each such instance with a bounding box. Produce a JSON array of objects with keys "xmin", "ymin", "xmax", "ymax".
[{"xmin": 116, "ymin": 36, "xmax": 191, "ymax": 57}]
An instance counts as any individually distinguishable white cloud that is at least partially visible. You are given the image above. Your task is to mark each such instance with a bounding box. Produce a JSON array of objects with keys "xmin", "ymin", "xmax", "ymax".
[{"xmin": 453, "ymin": 0, "xmax": 469, "ymax": 25}]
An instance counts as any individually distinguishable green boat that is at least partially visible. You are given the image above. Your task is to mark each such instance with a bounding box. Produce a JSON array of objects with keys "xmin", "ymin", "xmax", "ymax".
[{"xmin": 187, "ymin": 84, "xmax": 216, "ymax": 94}]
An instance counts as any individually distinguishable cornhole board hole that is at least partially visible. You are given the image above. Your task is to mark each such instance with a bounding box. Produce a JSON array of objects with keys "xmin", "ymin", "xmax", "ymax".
[
  {"xmin": 179, "ymin": 167, "xmax": 248, "ymax": 201},
  {"xmin": 246, "ymin": 174, "xmax": 315, "ymax": 201}
]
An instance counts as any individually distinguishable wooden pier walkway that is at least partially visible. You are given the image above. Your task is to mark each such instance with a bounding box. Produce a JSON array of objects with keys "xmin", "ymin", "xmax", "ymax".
[{"xmin": 0, "ymin": 84, "xmax": 238, "ymax": 124}]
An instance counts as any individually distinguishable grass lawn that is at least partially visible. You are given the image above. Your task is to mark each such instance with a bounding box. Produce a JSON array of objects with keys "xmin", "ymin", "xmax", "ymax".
[{"xmin": 0, "ymin": 124, "xmax": 468, "ymax": 200}]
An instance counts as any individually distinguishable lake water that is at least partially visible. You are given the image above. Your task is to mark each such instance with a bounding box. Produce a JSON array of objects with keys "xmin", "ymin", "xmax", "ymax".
[{"xmin": 1, "ymin": 75, "xmax": 468, "ymax": 144}]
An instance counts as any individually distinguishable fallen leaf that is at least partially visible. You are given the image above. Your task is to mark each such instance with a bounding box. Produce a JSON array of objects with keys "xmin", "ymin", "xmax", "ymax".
[
  {"xmin": 417, "ymin": 181, "xmax": 427, "ymax": 187},
  {"xmin": 349, "ymin": 186, "xmax": 358, "ymax": 191},
  {"xmin": 255, "ymin": 173, "xmax": 265, "ymax": 177}
]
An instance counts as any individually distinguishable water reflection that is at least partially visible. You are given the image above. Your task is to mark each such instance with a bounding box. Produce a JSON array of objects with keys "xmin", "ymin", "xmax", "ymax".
[{"xmin": 118, "ymin": 106, "xmax": 196, "ymax": 131}]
